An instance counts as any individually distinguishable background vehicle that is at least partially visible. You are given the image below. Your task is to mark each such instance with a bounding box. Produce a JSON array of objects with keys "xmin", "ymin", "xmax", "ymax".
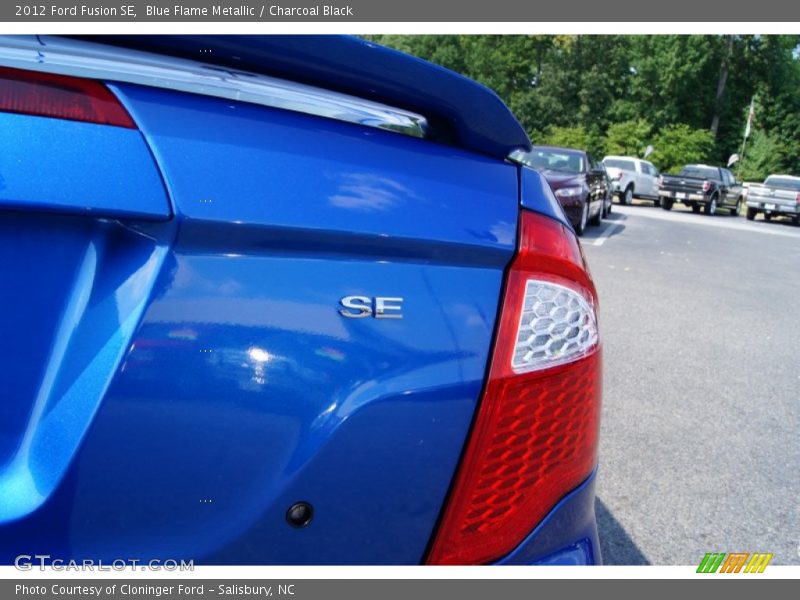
[
  {"xmin": 602, "ymin": 156, "xmax": 661, "ymax": 206},
  {"xmin": 745, "ymin": 174, "xmax": 800, "ymax": 225},
  {"xmin": 659, "ymin": 164, "xmax": 743, "ymax": 216},
  {"xmin": 0, "ymin": 35, "xmax": 602, "ymax": 566},
  {"xmin": 600, "ymin": 164, "xmax": 614, "ymax": 218},
  {"xmin": 516, "ymin": 146, "xmax": 609, "ymax": 236}
]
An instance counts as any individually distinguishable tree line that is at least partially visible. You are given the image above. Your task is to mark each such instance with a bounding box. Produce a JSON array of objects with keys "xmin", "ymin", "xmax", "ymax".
[{"xmin": 368, "ymin": 35, "xmax": 800, "ymax": 180}]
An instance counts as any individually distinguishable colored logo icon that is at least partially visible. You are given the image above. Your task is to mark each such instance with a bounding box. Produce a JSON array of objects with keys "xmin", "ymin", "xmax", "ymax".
[{"xmin": 697, "ymin": 552, "xmax": 773, "ymax": 573}]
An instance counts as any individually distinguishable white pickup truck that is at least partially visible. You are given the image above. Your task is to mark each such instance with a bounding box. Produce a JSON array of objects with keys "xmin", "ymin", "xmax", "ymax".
[
  {"xmin": 746, "ymin": 175, "xmax": 800, "ymax": 225},
  {"xmin": 602, "ymin": 156, "xmax": 661, "ymax": 206}
]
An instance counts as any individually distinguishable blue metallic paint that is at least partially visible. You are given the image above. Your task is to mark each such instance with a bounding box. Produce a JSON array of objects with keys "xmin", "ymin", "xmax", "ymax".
[
  {"xmin": 1, "ymin": 81, "xmax": 521, "ymax": 564},
  {"xmin": 0, "ymin": 213, "xmax": 172, "ymax": 522},
  {"xmin": 77, "ymin": 35, "xmax": 532, "ymax": 159},
  {"xmin": 109, "ymin": 82, "xmax": 519, "ymax": 260},
  {"xmin": 519, "ymin": 165, "xmax": 571, "ymax": 228},
  {"xmin": 0, "ymin": 112, "xmax": 170, "ymax": 221},
  {"xmin": 494, "ymin": 470, "xmax": 600, "ymax": 566},
  {"xmin": 0, "ymin": 66, "xmax": 598, "ymax": 565}
]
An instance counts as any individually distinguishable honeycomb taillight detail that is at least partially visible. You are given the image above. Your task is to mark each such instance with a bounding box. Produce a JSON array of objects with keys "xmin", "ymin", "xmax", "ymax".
[
  {"xmin": 512, "ymin": 280, "xmax": 598, "ymax": 373},
  {"xmin": 426, "ymin": 209, "xmax": 602, "ymax": 566}
]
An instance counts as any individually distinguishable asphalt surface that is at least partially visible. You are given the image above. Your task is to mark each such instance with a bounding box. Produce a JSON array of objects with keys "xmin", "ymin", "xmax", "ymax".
[{"xmin": 581, "ymin": 200, "xmax": 800, "ymax": 566}]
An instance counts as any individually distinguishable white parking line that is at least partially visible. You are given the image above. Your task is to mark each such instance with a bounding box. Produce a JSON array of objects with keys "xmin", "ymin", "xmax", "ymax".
[
  {"xmin": 613, "ymin": 205, "xmax": 800, "ymax": 239},
  {"xmin": 591, "ymin": 220, "xmax": 624, "ymax": 246}
]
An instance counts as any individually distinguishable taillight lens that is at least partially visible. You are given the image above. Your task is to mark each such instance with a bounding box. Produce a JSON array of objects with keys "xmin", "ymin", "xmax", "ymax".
[
  {"xmin": 426, "ymin": 210, "xmax": 601, "ymax": 565},
  {"xmin": 702, "ymin": 180, "xmax": 711, "ymax": 192},
  {"xmin": 0, "ymin": 66, "xmax": 134, "ymax": 128},
  {"xmin": 511, "ymin": 280, "xmax": 597, "ymax": 373},
  {"xmin": 795, "ymin": 193, "xmax": 800, "ymax": 205}
]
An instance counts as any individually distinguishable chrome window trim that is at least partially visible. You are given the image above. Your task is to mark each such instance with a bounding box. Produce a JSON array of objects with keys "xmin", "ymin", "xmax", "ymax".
[{"xmin": 0, "ymin": 35, "xmax": 428, "ymax": 138}]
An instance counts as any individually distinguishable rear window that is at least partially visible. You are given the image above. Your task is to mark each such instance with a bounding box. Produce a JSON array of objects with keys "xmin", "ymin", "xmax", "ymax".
[
  {"xmin": 518, "ymin": 148, "xmax": 585, "ymax": 174},
  {"xmin": 764, "ymin": 176, "xmax": 800, "ymax": 191},
  {"xmin": 603, "ymin": 158, "xmax": 637, "ymax": 172},
  {"xmin": 679, "ymin": 166, "xmax": 719, "ymax": 180}
]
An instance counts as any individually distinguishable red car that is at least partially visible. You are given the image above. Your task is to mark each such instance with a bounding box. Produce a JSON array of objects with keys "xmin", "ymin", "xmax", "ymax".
[{"xmin": 517, "ymin": 146, "xmax": 611, "ymax": 235}]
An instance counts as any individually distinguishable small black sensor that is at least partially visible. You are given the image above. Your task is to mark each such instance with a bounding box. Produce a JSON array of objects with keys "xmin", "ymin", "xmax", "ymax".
[{"xmin": 286, "ymin": 502, "xmax": 313, "ymax": 528}]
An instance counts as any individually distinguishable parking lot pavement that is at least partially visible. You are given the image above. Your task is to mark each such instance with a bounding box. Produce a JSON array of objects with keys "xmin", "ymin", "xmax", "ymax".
[{"xmin": 582, "ymin": 203, "xmax": 800, "ymax": 565}]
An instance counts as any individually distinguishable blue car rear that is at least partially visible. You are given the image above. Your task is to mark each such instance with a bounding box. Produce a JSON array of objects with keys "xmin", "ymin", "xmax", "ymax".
[{"xmin": 0, "ymin": 35, "xmax": 601, "ymax": 565}]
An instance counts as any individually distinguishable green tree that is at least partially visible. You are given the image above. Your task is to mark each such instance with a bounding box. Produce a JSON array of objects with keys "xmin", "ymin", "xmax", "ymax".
[
  {"xmin": 539, "ymin": 125, "xmax": 592, "ymax": 149},
  {"xmin": 738, "ymin": 130, "xmax": 784, "ymax": 181},
  {"xmin": 604, "ymin": 119, "xmax": 653, "ymax": 157},
  {"xmin": 369, "ymin": 34, "xmax": 800, "ymax": 176},
  {"xmin": 538, "ymin": 126, "xmax": 605, "ymax": 157},
  {"xmin": 650, "ymin": 125, "xmax": 715, "ymax": 173}
]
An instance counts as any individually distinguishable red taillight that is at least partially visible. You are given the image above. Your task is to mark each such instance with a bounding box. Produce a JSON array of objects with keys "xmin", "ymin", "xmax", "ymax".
[
  {"xmin": 426, "ymin": 210, "xmax": 601, "ymax": 566},
  {"xmin": 795, "ymin": 193, "xmax": 800, "ymax": 205},
  {"xmin": 702, "ymin": 180, "xmax": 711, "ymax": 192},
  {"xmin": 0, "ymin": 66, "xmax": 135, "ymax": 128}
]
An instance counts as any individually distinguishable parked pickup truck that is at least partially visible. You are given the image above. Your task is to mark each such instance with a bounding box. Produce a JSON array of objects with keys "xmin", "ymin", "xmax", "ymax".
[
  {"xmin": 745, "ymin": 175, "xmax": 800, "ymax": 225},
  {"xmin": 602, "ymin": 155, "xmax": 661, "ymax": 206},
  {"xmin": 659, "ymin": 164, "xmax": 744, "ymax": 216}
]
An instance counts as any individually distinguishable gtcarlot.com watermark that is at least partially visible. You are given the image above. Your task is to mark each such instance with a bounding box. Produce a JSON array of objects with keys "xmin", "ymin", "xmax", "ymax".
[{"xmin": 14, "ymin": 554, "xmax": 194, "ymax": 572}]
